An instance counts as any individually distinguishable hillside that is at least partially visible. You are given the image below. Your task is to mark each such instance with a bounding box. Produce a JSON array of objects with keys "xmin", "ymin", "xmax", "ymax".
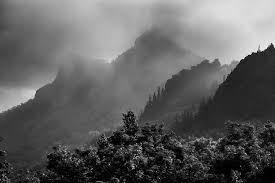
[
  {"xmin": 140, "ymin": 59, "xmax": 238, "ymax": 123},
  {"xmin": 197, "ymin": 44, "xmax": 275, "ymax": 128},
  {"xmin": 110, "ymin": 28, "xmax": 201, "ymax": 110},
  {"xmin": 0, "ymin": 28, "xmax": 201, "ymax": 167}
]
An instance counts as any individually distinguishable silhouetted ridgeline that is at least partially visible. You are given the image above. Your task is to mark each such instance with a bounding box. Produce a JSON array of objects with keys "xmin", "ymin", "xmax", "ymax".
[
  {"xmin": 170, "ymin": 44, "xmax": 275, "ymax": 134},
  {"xmin": 198, "ymin": 44, "xmax": 275, "ymax": 128},
  {"xmin": 140, "ymin": 59, "xmax": 238, "ymax": 123}
]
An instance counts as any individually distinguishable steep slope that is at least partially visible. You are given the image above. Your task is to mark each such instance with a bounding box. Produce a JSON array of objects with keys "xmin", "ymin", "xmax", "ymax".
[
  {"xmin": 0, "ymin": 28, "xmax": 201, "ymax": 167},
  {"xmin": 140, "ymin": 59, "xmax": 238, "ymax": 123},
  {"xmin": 198, "ymin": 44, "xmax": 275, "ymax": 128},
  {"xmin": 0, "ymin": 58, "xmax": 114, "ymax": 166},
  {"xmin": 110, "ymin": 28, "xmax": 201, "ymax": 110}
]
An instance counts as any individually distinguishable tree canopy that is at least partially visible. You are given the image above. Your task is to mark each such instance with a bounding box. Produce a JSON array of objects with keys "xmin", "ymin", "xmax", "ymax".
[{"xmin": 20, "ymin": 111, "xmax": 274, "ymax": 183}]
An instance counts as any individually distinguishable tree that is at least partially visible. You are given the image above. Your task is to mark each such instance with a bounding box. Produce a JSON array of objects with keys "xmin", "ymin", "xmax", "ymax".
[
  {"xmin": 0, "ymin": 138, "xmax": 11, "ymax": 183},
  {"xmin": 157, "ymin": 87, "xmax": 161, "ymax": 101},
  {"xmin": 33, "ymin": 112, "xmax": 275, "ymax": 183}
]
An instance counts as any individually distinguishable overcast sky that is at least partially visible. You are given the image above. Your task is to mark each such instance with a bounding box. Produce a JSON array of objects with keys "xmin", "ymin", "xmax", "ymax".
[{"xmin": 1, "ymin": 0, "xmax": 275, "ymax": 111}]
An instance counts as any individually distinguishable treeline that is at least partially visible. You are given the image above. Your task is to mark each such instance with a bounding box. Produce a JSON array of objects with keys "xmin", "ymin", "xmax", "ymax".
[
  {"xmin": 1, "ymin": 111, "xmax": 275, "ymax": 183},
  {"xmin": 169, "ymin": 97, "xmax": 214, "ymax": 135},
  {"xmin": 140, "ymin": 86, "xmax": 166, "ymax": 121}
]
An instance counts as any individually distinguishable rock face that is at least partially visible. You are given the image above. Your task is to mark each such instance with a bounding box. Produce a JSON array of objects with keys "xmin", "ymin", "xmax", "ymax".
[
  {"xmin": 0, "ymin": 28, "xmax": 201, "ymax": 167},
  {"xmin": 139, "ymin": 59, "xmax": 238, "ymax": 123},
  {"xmin": 199, "ymin": 44, "xmax": 275, "ymax": 128}
]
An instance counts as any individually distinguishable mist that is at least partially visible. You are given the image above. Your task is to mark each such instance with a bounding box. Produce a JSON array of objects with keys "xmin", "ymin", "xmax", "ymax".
[
  {"xmin": 2, "ymin": 1, "xmax": 275, "ymax": 171},
  {"xmin": 1, "ymin": 0, "xmax": 275, "ymax": 111}
]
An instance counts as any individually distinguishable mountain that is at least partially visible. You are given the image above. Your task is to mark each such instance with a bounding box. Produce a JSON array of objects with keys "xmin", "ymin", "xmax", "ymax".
[
  {"xmin": 0, "ymin": 58, "xmax": 114, "ymax": 166},
  {"xmin": 197, "ymin": 44, "xmax": 275, "ymax": 128},
  {"xmin": 0, "ymin": 28, "xmax": 201, "ymax": 167},
  {"xmin": 110, "ymin": 28, "xmax": 201, "ymax": 110},
  {"xmin": 139, "ymin": 59, "xmax": 238, "ymax": 123}
]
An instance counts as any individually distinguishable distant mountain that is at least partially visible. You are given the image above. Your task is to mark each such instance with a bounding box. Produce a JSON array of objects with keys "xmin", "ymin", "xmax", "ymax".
[
  {"xmin": 0, "ymin": 58, "xmax": 115, "ymax": 166},
  {"xmin": 196, "ymin": 44, "xmax": 275, "ymax": 128},
  {"xmin": 139, "ymin": 59, "xmax": 238, "ymax": 123},
  {"xmin": 0, "ymin": 28, "xmax": 201, "ymax": 167},
  {"xmin": 110, "ymin": 28, "xmax": 201, "ymax": 110}
]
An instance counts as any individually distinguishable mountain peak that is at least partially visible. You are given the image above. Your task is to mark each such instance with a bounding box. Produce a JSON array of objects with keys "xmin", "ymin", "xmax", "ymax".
[
  {"xmin": 112, "ymin": 28, "xmax": 201, "ymax": 86},
  {"xmin": 266, "ymin": 43, "xmax": 275, "ymax": 50},
  {"xmin": 134, "ymin": 28, "xmax": 182, "ymax": 53},
  {"xmin": 35, "ymin": 56, "xmax": 109, "ymax": 101},
  {"xmin": 212, "ymin": 58, "xmax": 221, "ymax": 67},
  {"xmin": 135, "ymin": 28, "xmax": 170, "ymax": 44}
]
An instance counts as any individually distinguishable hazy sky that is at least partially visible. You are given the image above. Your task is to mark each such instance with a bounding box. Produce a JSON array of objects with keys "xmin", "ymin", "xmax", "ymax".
[{"xmin": 1, "ymin": 0, "xmax": 275, "ymax": 111}]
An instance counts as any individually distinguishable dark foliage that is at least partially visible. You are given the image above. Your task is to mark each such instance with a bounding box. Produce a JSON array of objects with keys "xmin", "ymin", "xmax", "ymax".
[
  {"xmin": 0, "ymin": 138, "xmax": 11, "ymax": 183},
  {"xmin": 16, "ymin": 111, "xmax": 274, "ymax": 183},
  {"xmin": 196, "ymin": 44, "xmax": 275, "ymax": 128},
  {"xmin": 169, "ymin": 45, "xmax": 275, "ymax": 135}
]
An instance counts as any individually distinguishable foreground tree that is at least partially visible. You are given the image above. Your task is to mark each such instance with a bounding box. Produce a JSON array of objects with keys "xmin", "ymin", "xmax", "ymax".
[
  {"xmin": 0, "ymin": 138, "xmax": 10, "ymax": 183},
  {"xmin": 34, "ymin": 112, "xmax": 275, "ymax": 183}
]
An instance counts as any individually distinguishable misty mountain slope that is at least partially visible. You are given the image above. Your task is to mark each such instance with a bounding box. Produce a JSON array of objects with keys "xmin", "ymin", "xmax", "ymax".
[
  {"xmin": 139, "ymin": 59, "xmax": 238, "ymax": 123},
  {"xmin": 0, "ymin": 59, "xmax": 114, "ymax": 166},
  {"xmin": 110, "ymin": 28, "xmax": 202, "ymax": 110},
  {"xmin": 0, "ymin": 28, "xmax": 202, "ymax": 166},
  {"xmin": 197, "ymin": 44, "xmax": 275, "ymax": 128}
]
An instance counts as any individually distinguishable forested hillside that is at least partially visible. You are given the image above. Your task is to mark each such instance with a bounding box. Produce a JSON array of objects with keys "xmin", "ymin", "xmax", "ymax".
[
  {"xmin": 169, "ymin": 44, "xmax": 275, "ymax": 135},
  {"xmin": 197, "ymin": 44, "xmax": 275, "ymax": 128},
  {"xmin": 140, "ymin": 59, "xmax": 238, "ymax": 123}
]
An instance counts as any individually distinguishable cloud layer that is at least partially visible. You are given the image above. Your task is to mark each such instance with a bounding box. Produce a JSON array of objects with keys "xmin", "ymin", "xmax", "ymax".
[{"xmin": 1, "ymin": 0, "xmax": 275, "ymax": 110}]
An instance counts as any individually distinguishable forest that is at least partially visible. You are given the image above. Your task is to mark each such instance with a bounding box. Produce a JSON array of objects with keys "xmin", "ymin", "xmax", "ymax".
[{"xmin": 1, "ymin": 111, "xmax": 275, "ymax": 183}]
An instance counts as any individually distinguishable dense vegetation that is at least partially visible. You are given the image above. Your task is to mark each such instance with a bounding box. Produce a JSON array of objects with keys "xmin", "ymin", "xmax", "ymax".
[
  {"xmin": 4, "ymin": 111, "xmax": 273, "ymax": 183},
  {"xmin": 140, "ymin": 59, "xmax": 237, "ymax": 123},
  {"xmin": 0, "ymin": 138, "xmax": 10, "ymax": 183}
]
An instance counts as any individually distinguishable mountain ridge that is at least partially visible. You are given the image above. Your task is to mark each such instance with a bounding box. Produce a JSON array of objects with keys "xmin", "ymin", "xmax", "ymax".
[
  {"xmin": 139, "ymin": 59, "xmax": 238, "ymax": 123},
  {"xmin": 196, "ymin": 44, "xmax": 275, "ymax": 128},
  {"xmin": 0, "ymin": 28, "xmax": 202, "ymax": 167}
]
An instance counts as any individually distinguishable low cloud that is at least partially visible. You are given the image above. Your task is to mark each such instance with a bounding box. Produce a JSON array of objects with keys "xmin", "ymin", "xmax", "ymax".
[{"xmin": 1, "ymin": 0, "xmax": 275, "ymax": 110}]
